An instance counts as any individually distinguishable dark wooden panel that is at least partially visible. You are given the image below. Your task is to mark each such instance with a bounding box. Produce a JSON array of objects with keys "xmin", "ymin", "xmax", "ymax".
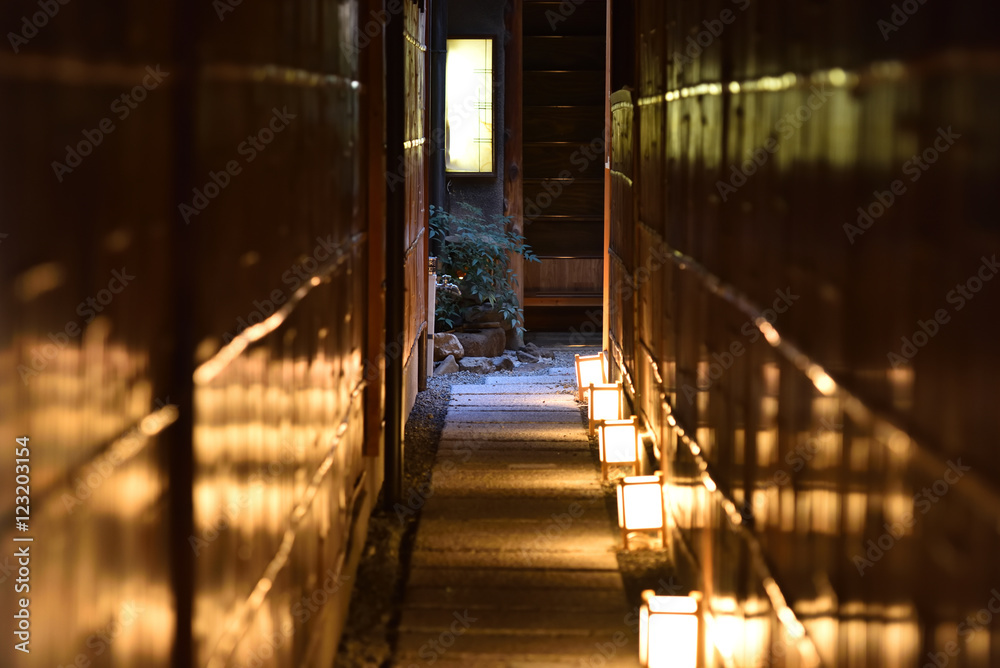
[
  {"xmin": 524, "ymin": 36, "xmax": 606, "ymax": 70},
  {"xmin": 524, "ymin": 105, "xmax": 605, "ymax": 143},
  {"xmin": 524, "ymin": 219, "xmax": 604, "ymax": 257},
  {"xmin": 524, "ymin": 70, "xmax": 606, "ymax": 106},
  {"xmin": 524, "ymin": 177, "xmax": 604, "ymax": 218},
  {"xmin": 524, "ymin": 305, "xmax": 603, "ymax": 331},
  {"xmin": 524, "ymin": 142, "xmax": 606, "ymax": 178},
  {"xmin": 524, "ymin": 0, "xmax": 607, "ymax": 36}
]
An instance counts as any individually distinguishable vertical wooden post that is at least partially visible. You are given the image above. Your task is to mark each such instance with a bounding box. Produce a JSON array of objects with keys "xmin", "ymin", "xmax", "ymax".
[
  {"xmin": 504, "ymin": 0, "xmax": 524, "ymax": 335},
  {"xmin": 603, "ymin": 0, "xmax": 612, "ymax": 354},
  {"xmin": 364, "ymin": 0, "xmax": 387, "ymax": 458}
]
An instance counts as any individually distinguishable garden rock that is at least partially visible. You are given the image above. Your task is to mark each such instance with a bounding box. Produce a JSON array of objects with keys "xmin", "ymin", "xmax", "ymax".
[
  {"xmin": 458, "ymin": 356, "xmax": 495, "ymax": 374},
  {"xmin": 433, "ymin": 333, "xmax": 464, "ymax": 361},
  {"xmin": 493, "ymin": 356, "xmax": 515, "ymax": 371},
  {"xmin": 454, "ymin": 327, "xmax": 506, "ymax": 358},
  {"xmin": 434, "ymin": 355, "xmax": 460, "ymax": 376},
  {"xmin": 516, "ymin": 350, "xmax": 540, "ymax": 364}
]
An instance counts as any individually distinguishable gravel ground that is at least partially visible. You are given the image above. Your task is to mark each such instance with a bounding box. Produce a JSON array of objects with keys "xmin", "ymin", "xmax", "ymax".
[{"xmin": 336, "ymin": 345, "xmax": 606, "ymax": 667}]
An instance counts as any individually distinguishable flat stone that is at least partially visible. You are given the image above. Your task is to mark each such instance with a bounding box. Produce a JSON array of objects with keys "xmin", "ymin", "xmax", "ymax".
[
  {"xmin": 394, "ymin": 633, "xmax": 639, "ymax": 667},
  {"xmin": 450, "ymin": 384, "xmax": 574, "ymax": 395},
  {"xmin": 449, "ymin": 395, "xmax": 578, "ymax": 409},
  {"xmin": 406, "ymin": 567, "xmax": 625, "ymax": 590},
  {"xmin": 419, "ymin": 496, "xmax": 609, "ymax": 523},
  {"xmin": 455, "ymin": 328, "xmax": 506, "ymax": 358},
  {"xmin": 429, "ymin": 468, "xmax": 603, "ymax": 498},
  {"xmin": 434, "ymin": 354, "xmax": 460, "ymax": 376},
  {"xmin": 440, "ymin": 424, "xmax": 589, "ymax": 441},
  {"xmin": 410, "ymin": 546, "xmax": 617, "ymax": 570},
  {"xmin": 485, "ymin": 376, "xmax": 576, "ymax": 385},
  {"xmin": 402, "ymin": 586, "xmax": 627, "ymax": 612},
  {"xmin": 398, "ymin": 608, "xmax": 628, "ymax": 635},
  {"xmin": 438, "ymin": 439, "xmax": 591, "ymax": 452},
  {"xmin": 445, "ymin": 409, "xmax": 583, "ymax": 424}
]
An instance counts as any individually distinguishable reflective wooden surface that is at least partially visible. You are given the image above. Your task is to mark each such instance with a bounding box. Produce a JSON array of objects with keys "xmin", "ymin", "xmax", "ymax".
[
  {"xmin": 611, "ymin": 1, "xmax": 1000, "ymax": 665},
  {"xmin": 0, "ymin": 1, "xmax": 414, "ymax": 666}
]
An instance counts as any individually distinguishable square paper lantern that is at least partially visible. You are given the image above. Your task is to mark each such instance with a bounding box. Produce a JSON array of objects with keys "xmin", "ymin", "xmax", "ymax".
[
  {"xmin": 639, "ymin": 590, "xmax": 702, "ymax": 668},
  {"xmin": 587, "ymin": 382, "xmax": 622, "ymax": 434},
  {"xmin": 616, "ymin": 472, "xmax": 666, "ymax": 549},
  {"xmin": 575, "ymin": 352, "xmax": 607, "ymax": 401},
  {"xmin": 598, "ymin": 416, "xmax": 641, "ymax": 481}
]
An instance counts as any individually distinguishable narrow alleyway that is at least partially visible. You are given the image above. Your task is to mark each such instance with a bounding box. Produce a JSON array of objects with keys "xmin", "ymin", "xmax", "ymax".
[{"xmin": 392, "ymin": 367, "xmax": 638, "ymax": 666}]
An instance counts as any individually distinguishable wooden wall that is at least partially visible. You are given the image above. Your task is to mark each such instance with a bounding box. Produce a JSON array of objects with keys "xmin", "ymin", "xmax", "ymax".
[
  {"xmin": 610, "ymin": 0, "xmax": 1000, "ymax": 665},
  {"xmin": 0, "ymin": 1, "xmax": 427, "ymax": 666}
]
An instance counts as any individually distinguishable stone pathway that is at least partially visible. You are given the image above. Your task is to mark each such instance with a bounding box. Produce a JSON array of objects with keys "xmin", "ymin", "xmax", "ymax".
[{"xmin": 393, "ymin": 368, "xmax": 638, "ymax": 667}]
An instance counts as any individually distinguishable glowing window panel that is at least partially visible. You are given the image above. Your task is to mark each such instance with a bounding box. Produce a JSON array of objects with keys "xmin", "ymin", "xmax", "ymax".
[{"xmin": 446, "ymin": 38, "xmax": 494, "ymax": 174}]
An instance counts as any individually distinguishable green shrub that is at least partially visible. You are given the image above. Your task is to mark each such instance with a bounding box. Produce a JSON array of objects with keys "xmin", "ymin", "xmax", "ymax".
[{"xmin": 430, "ymin": 203, "xmax": 539, "ymax": 335}]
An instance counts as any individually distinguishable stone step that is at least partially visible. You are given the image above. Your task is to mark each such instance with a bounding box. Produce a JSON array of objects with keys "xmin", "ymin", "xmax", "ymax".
[
  {"xmin": 394, "ymin": 632, "xmax": 639, "ymax": 667},
  {"xmin": 441, "ymin": 424, "xmax": 589, "ymax": 442},
  {"xmin": 410, "ymin": 546, "xmax": 619, "ymax": 571},
  {"xmin": 430, "ymin": 468, "xmax": 604, "ymax": 498},
  {"xmin": 438, "ymin": 439, "xmax": 592, "ymax": 453},
  {"xmin": 451, "ymin": 384, "xmax": 576, "ymax": 394},
  {"xmin": 398, "ymin": 608, "xmax": 631, "ymax": 636},
  {"xmin": 446, "ymin": 409, "xmax": 584, "ymax": 424},
  {"xmin": 486, "ymin": 375, "xmax": 575, "ymax": 385},
  {"xmin": 402, "ymin": 586, "xmax": 628, "ymax": 612},
  {"xmin": 414, "ymin": 519, "xmax": 617, "ymax": 556},
  {"xmin": 406, "ymin": 567, "xmax": 624, "ymax": 590},
  {"xmin": 435, "ymin": 449, "xmax": 595, "ymax": 469},
  {"xmin": 448, "ymin": 395, "xmax": 580, "ymax": 409},
  {"xmin": 419, "ymin": 495, "xmax": 609, "ymax": 524}
]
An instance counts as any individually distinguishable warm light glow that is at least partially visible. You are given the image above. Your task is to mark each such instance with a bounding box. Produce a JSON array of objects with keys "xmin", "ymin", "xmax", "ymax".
[
  {"xmin": 617, "ymin": 473, "xmax": 666, "ymax": 549},
  {"xmin": 575, "ymin": 352, "xmax": 607, "ymax": 400},
  {"xmin": 588, "ymin": 382, "xmax": 622, "ymax": 434},
  {"xmin": 446, "ymin": 38, "xmax": 493, "ymax": 173},
  {"xmin": 598, "ymin": 417, "xmax": 640, "ymax": 480},
  {"xmin": 640, "ymin": 590, "xmax": 701, "ymax": 668}
]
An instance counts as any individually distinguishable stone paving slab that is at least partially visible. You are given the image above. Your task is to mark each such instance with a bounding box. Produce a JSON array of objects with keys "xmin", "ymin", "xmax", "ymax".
[
  {"xmin": 413, "ymin": 522, "xmax": 617, "ymax": 554},
  {"xmin": 438, "ymin": 439, "xmax": 590, "ymax": 453},
  {"xmin": 448, "ymin": 395, "xmax": 579, "ymax": 409},
  {"xmin": 406, "ymin": 567, "xmax": 625, "ymax": 590},
  {"xmin": 403, "ymin": 586, "xmax": 627, "ymax": 612},
  {"xmin": 441, "ymin": 424, "xmax": 589, "ymax": 442},
  {"xmin": 420, "ymin": 496, "xmax": 608, "ymax": 523},
  {"xmin": 486, "ymin": 376, "xmax": 577, "ymax": 385},
  {"xmin": 446, "ymin": 409, "xmax": 584, "ymax": 424},
  {"xmin": 395, "ymin": 634, "xmax": 638, "ymax": 667},
  {"xmin": 438, "ymin": 449, "xmax": 594, "ymax": 469},
  {"xmin": 398, "ymin": 608, "xmax": 628, "ymax": 635},
  {"xmin": 430, "ymin": 468, "xmax": 603, "ymax": 498},
  {"xmin": 451, "ymin": 384, "xmax": 576, "ymax": 395},
  {"xmin": 410, "ymin": 547, "xmax": 618, "ymax": 571}
]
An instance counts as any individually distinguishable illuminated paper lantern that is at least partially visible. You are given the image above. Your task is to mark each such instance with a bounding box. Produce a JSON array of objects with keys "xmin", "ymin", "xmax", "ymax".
[
  {"xmin": 575, "ymin": 352, "xmax": 607, "ymax": 401},
  {"xmin": 616, "ymin": 472, "xmax": 666, "ymax": 549},
  {"xmin": 639, "ymin": 590, "xmax": 702, "ymax": 668},
  {"xmin": 598, "ymin": 416, "xmax": 641, "ymax": 481},
  {"xmin": 587, "ymin": 382, "xmax": 622, "ymax": 434}
]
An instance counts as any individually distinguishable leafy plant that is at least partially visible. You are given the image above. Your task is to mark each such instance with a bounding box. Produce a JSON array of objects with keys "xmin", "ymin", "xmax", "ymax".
[
  {"xmin": 430, "ymin": 203, "xmax": 540, "ymax": 335},
  {"xmin": 434, "ymin": 275, "xmax": 462, "ymax": 330}
]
